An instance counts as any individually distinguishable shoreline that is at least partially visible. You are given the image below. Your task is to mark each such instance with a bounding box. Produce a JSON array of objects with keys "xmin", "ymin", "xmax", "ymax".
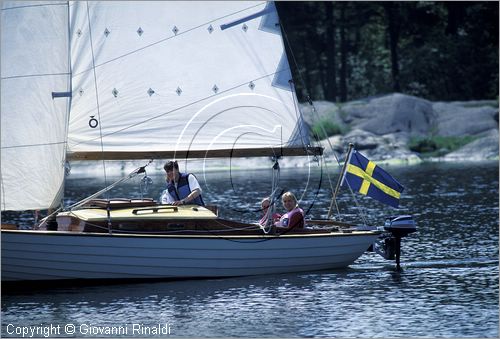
[{"xmin": 65, "ymin": 157, "xmax": 499, "ymax": 178}]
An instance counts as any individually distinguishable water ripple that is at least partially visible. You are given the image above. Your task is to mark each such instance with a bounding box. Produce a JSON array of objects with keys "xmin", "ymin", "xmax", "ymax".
[{"xmin": 2, "ymin": 162, "xmax": 498, "ymax": 338}]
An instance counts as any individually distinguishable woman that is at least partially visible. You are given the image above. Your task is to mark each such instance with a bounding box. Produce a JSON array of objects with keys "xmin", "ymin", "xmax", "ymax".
[{"xmin": 275, "ymin": 191, "xmax": 304, "ymax": 230}]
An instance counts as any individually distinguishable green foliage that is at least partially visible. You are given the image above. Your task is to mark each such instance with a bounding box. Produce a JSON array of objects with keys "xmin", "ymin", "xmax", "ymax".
[
  {"xmin": 409, "ymin": 135, "xmax": 478, "ymax": 157},
  {"xmin": 276, "ymin": 2, "xmax": 498, "ymax": 102},
  {"xmin": 311, "ymin": 118, "xmax": 345, "ymax": 141}
]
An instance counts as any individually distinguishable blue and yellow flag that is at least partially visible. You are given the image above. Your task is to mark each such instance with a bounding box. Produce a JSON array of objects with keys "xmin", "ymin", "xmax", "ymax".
[{"xmin": 341, "ymin": 150, "xmax": 404, "ymax": 208}]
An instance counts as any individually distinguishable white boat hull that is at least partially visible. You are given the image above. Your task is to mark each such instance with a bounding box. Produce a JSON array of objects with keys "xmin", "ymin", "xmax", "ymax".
[{"xmin": 1, "ymin": 230, "xmax": 379, "ymax": 282}]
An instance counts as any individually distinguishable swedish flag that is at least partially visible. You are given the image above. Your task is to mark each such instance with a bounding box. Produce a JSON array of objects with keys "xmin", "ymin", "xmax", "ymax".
[{"xmin": 342, "ymin": 149, "xmax": 404, "ymax": 208}]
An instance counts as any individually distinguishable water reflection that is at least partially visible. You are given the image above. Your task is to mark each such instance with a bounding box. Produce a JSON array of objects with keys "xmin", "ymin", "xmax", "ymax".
[
  {"xmin": 3, "ymin": 261, "xmax": 498, "ymax": 337},
  {"xmin": 2, "ymin": 161, "xmax": 499, "ymax": 337}
]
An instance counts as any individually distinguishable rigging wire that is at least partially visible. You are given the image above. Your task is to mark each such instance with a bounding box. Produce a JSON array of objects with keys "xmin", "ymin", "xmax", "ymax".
[
  {"xmin": 61, "ymin": 0, "xmax": 73, "ymax": 213},
  {"xmin": 68, "ymin": 162, "xmax": 151, "ymax": 210},
  {"xmin": 287, "ymin": 79, "xmax": 327, "ymax": 220},
  {"xmin": 85, "ymin": 1, "xmax": 108, "ymax": 193},
  {"xmin": 279, "ymin": 17, "xmax": 369, "ymax": 223},
  {"xmin": 261, "ymin": 159, "xmax": 282, "ymax": 234},
  {"xmin": 288, "ymin": 79, "xmax": 309, "ymax": 149},
  {"xmin": 279, "ymin": 20, "xmax": 342, "ymax": 166},
  {"xmin": 35, "ymin": 160, "xmax": 154, "ymax": 229},
  {"xmin": 323, "ymin": 155, "xmax": 343, "ymax": 221},
  {"xmin": 139, "ymin": 171, "xmax": 154, "ymax": 199},
  {"xmin": 71, "ymin": 214, "xmax": 335, "ymax": 244},
  {"xmin": 288, "ymin": 78, "xmax": 315, "ymax": 203}
]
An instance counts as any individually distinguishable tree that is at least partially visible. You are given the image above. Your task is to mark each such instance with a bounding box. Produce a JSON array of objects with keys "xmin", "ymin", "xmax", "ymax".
[
  {"xmin": 383, "ymin": 2, "xmax": 401, "ymax": 92},
  {"xmin": 324, "ymin": 2, "xmax": 338, "ymax": 102},
  {"xmin": 339, "ymin": 2, "xmax": 348, "ymax": 102},
  {"xmin": 276, "ymin": 1, "xmax": 498, "ymax": 102}
]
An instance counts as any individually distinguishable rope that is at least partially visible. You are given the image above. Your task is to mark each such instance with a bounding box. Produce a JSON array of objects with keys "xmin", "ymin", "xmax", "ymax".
[
  {"xmin": 288, "ymin": 80, "xmax": 309, "ymax": 149},
  {"xmin": 261, "ymin": 160, "xmax": 282, "ymax": 234},
  {"xmin": 139, "ymin": 165, "xmax": 154, "ymax": 199},
  {"xmin": 68, "ymin": 212, "xmax": 260, "ymax": 235},
  {"xmin": 71, "ymin": 209, "xmax": 301, "ymax": 244}
]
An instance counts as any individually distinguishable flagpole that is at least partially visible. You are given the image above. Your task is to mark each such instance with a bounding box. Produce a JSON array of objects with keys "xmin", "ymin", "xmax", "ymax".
[{"xmin": 327, "ymin": 143, "xmax": 354, "ymax": 219}]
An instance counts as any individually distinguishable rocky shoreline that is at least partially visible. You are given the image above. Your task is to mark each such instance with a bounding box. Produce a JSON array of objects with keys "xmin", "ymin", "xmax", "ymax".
[{"xmin": 301, "ymin": 93, "xmax": 499, "ymax": 164}]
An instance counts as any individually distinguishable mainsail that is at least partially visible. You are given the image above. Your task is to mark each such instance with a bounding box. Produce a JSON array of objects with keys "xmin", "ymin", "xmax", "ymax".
[
  {"xmin": 1, "ymin": 1, "xmax": 70, "ymax": 211},
  {"xmin": 1, "ymin": 1, "xmax": 316, "ymax": 211}
]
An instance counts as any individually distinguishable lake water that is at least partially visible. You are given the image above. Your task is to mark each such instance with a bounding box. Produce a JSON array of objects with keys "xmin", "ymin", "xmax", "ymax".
[{"xmin": 2, "ymin": 161, "xmax": 498, "ymax": 338}]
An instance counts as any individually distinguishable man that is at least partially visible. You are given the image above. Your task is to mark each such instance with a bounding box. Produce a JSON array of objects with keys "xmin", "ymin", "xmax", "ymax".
[{"xmin": 160, "ymin": 160, "xmax": 204, "ymax": 206}]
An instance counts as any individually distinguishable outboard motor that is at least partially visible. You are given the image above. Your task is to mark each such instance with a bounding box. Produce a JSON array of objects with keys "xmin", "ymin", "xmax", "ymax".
[{"xmin": 374, "ymin": 215, "xmax": 417, "ymax": 270}]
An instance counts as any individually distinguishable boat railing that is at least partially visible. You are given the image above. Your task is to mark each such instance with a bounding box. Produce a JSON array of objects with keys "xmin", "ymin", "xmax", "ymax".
[{"xmin": 82, "ymin": 198, "xmax": 157, "ymax": 210}]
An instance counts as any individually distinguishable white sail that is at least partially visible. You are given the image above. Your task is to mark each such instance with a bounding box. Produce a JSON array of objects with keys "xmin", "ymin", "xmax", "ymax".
[
  {"xmin": 1, "ymin": 2, "xmax": 70, "ymax": 211},
  {"xmin": 67, "ymin": 1, "xmax": 310, "ymax": 159},
  {"xmin": 1, "ymin": 1, "xmax": 313, "ymax": 211}
]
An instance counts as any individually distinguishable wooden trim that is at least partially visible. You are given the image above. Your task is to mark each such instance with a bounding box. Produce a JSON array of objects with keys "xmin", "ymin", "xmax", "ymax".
[
  {"xmin": 66, "ymin": 146, "xmax": 323, "ymax": 161},
  {"xmin": 1, "ymin": 223, "xmax": 18, "ymax": 230}
]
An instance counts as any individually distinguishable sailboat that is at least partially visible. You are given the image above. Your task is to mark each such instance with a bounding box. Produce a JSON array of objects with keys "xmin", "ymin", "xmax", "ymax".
[{"xmin": 1, "ymin": 1, "xmax": 414, "ymax": 282}]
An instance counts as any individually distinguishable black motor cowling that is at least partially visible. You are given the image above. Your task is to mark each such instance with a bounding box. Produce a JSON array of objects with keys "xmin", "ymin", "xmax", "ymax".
[
  {"xmin": 375, "ymin": 215, "xmax": 417, "ymax": 269},
  {"xmin": 383, "ymin": 215, "xmax": 416, "ymax": 237}
]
